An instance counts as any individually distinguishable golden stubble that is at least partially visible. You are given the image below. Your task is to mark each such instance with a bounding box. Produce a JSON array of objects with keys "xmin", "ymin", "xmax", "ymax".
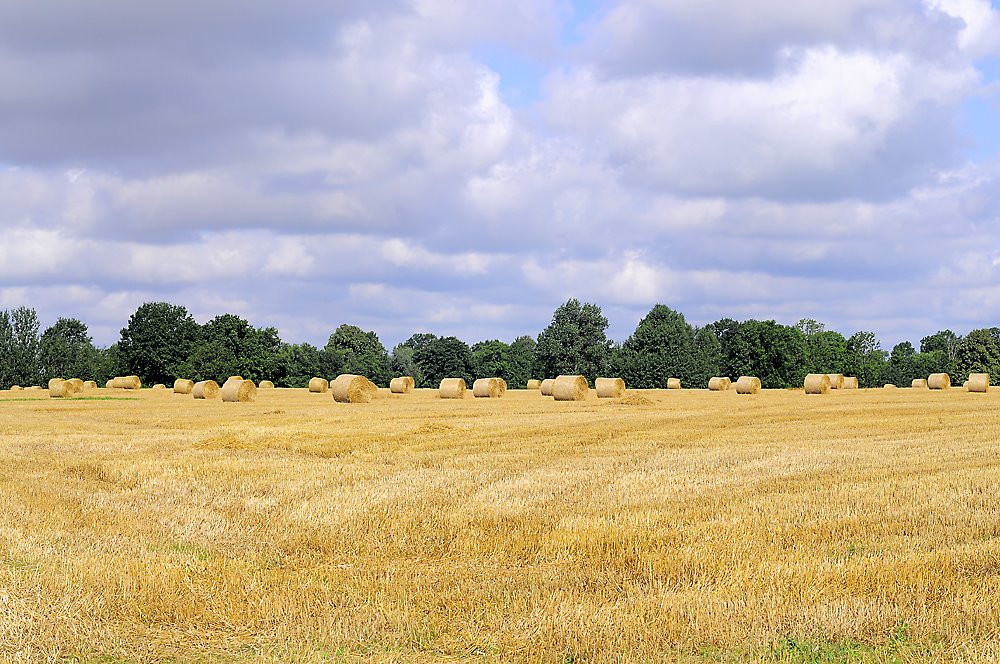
[{"xmin": 1, "ymin": 387, "xmax": 999, "ymax": 662}]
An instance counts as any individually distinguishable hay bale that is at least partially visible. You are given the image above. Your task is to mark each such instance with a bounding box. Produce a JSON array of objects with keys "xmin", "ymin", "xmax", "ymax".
[
  {"xmin": 708, "ymin": 377, "xmax": 731, "ymax": 391},
  {"xmin": 83, "ymin": 380, "xmax": 97, "ymax": 389},
  {"xmin": 173, "ymin": 379, "xmax": 195, "ymax": 394},
  {"xmin": 911, "ymin": 379, "xmax": 928, "ymax": 389},
  {"xmin": 967, "ymin": 373, "xmax": 989, "ymax": 393},
  {"xmin": 735, "ymin": 376, "xmax": 761, "ymax": 394},
  {"xmin": 25, "ymin": 386, "xmax": 42, "ymax": 391},
  {"xmin": 152, "ymin": 383, "xmax": 167, "ymax": 390},
  {"xmin": 595, "ymin": 377, "xmax": 626, "ymax": 398},
  {"xmin": 526, "ymin": 379, "xmax": 541, "ymax": 390},
  {"xmin": 259, "ymin": 380, "xmax": 275, "ymax": 389},
  {"xmin": 390, "ymin": 377, "xmax": 415, "ymax": 394},
  {"xmin": 221, "ymin": 378, "xmax": 257, "ymax": 403},
  {"xmin": 105, "ymin": 379, "xmax": 115, "ymax": 388},
  {"xmin": 308, "ymin": 377, "xmax": 329, "ymax": 393},
  {"xmin": 843, "ymin": 377, "xmax": 859, "ymax": 390},
  {"xmin": 473, "ymin": 377, "xmax": 504, "ymax": 398},
  {"xmin": 439, "ymin": 378, "xmax": 467, "ymax": 399},
  {"xmin": 121, "ymin": 375, "xmax": 141, "ymax": 390},
  {"xmin": 498, "ymin": 378, "xmax": 508, "ymax": 395},
  {"xmin": 553, "ymin": 374, "xmax": 588, "ymax": 401},
  {"xmin": 540, "ymin": 379, "xmax": 555, "ymax": 396},
  {"xmin": 10, "ymin": 385, "xmax": 22, "ymax": 391},
  {"xmin": 49, "ymin": 379, "xmax": 73, "ymax": 398},
  {"xmin": 804, "ymin": 373, "xmax": 831, "ymax": 394},
  {"xmin": 825, "ymin": 374, "xmax": 844, "ymax": 389},
  {"xmin": 332, "ymin": 374, "xmax": 378, "ymax": 403},
  {"xmin": 666, "ymin": 378, "xmax": 682, "ymax": 390},
  {"xmin": 928, "ymin": 373, "xmax": 950, "ymax": 390},
  {"xmin": 65, "ymin": 378, "xmax": 84, "ymax": 394},
  {"xmin": 884, "ymin": 384, "xmax": 897, "ymax": 389},
  {"xmin": 193, "ymin": 380, "xmax": 220, "ymax": 400}
]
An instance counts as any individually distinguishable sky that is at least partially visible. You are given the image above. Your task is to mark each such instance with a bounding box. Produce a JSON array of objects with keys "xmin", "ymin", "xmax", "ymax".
[{"xmin": 1, "ymin": 0, "xmax": 999, "ymax": 350}]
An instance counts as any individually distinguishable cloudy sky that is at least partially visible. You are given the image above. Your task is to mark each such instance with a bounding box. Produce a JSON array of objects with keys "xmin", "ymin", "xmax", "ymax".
[{"xmin": 1, "ymin": 0, "xmax": 999, "ymax": 349}]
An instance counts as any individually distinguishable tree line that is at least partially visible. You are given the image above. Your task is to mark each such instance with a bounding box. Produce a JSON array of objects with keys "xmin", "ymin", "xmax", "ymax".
[{"xmin": 1, "ymin": 299, "xmax": 998, "ymax": 390}]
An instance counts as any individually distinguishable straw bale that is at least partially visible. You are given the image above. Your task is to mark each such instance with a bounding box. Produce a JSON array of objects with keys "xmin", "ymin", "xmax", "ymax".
[
  {"xmin": 332, "ymin": 374, "xmax": 378, "ymax": 403},
  {"xmin": 666, "ymin": 378, "xmax": 682, "ymax": 390},
  {"xmin": 553, "ymin": 375, "xmax": 588, "ymax": 401},
  {"xmin": 473, "ymin": 377, "xmax": 504, "ymax": 398},
  {"xmin": 83, "ymin": 380, "xmax": 97, "ymax": 389},
  {"xmin": 10, "ymin": 386, "xmax": 22, "ymax": 391},
  {"xmin": 439, "ymin": 378, "xmax": 467, "ymax": 399},
  {"xmin": 595, "ymin": 377, "xmax": 626, "ymax": 398},
  {"xmin": 526, "ymin": 379, "xmax": 541, "ymax": 390},
  {"xmin": 49, "ymin": 379, "xmax": 73, "ymax": 398},
  {"xmin": 843, "ymin": 377, "xmax": 859, "ymax": 390},
  {"xmin": 826, "ymin": 374, "xmax": 845, "ymax": 389},
  {"xmin": 48, "ymin": 378, "xmax": 64, "ymax": 391},
  {"xmin": 173, "ymin": 379, "xmax": 194, "ymax": 394},
  {"xmin": 390, "ymin": 377, "xmax": 415, "ymax": 394},
  {"xmin": 804, "ymin": 373, "xmax": 831, "ymax": 394},
  {"xmin": 65, "ymin": 378, "xmax": 84, "ymax": 394},
  {"xmin": 308, "ymin": 377, "xmax": 329, "ymax": 393},
  {"xmin": 928, "ymin": 373, "xmax": 951, "ymax": 390},
  {"xmin": 735, "ymin": 376, "xmax": 762, "ymax": 394},
  {"xmin": 884, "ymin": 384, "xmax": 897, "ymax": 389},
  {"xmin": 105, "ymin": 379, "xmax": 115, "ymax": 388},
  {"xmin": 25, "ymin": 386, "xmax": 42, "ymax": 391},
  {"xmin": 708, "ymin": 377, "xmax": 731, "ymax": 391},
  {"xmin": 259, "ymin": 380, "xmax": 275, "ymax": 389},
  {"xmin": 498, "ymin": 378, "xmax": 508, "ymax": 395},
  {"xmin": 967, "ymin": 373, "xmax": 989, "ymax": 393},
  {"xmin": 193, "ymin": 380, "xmax": 220, "ymax": 400},
  {"xmin": 911, "ymin": 379, "xmax": 928, "ymax": 389},
  {"xmin": 221, "ymin": 379, "xmax": 257, "ymax": 403},
  {"xmin": 152, "ymin": 383, "xmax": 167, "ymax": 390},
  {"xmin": 121, "ymin": 376, "xmax": 141, "ymax": 390},
  {"xmin": 540, "ymin": 379, "xmax": 555, "ymax": 396}
]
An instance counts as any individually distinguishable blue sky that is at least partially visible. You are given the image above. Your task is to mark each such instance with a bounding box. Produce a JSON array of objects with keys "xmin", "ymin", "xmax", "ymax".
[{"xmin": 1, "ymin": 0, "xmax": 999, "ymax": 350}]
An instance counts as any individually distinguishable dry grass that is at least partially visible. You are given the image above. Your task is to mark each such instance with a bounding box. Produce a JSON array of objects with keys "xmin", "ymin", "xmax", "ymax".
[{"xmin": 2, "ymin": 387, "xmax": 1000, "ymax": 662}]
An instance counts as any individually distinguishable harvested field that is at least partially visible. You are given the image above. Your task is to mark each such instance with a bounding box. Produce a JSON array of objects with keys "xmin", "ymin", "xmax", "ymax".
[{"xmin": 1, "ymin": 386, "xmax": 1000, "ymax": 661}]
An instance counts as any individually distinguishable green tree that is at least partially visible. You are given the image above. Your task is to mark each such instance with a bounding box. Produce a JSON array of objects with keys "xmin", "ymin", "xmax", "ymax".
[
  {"xmin": 119, "ymin": 302, "xmax": 200, "ymax": 385},
  {"xmin": 712, "ymin": 318, "xmax": 753, "ymax": 378},
  {"xmin": 196, "ymin": 314, "xmax": 282, "ymax": 383},
  {"xmin": 273, "ymin": 342, "xmax": 326, "ymax": 387},
  {"xmin": 803, "ymin": 331, "xmax": 849, "ymax": 374},
  {"xmin": 955, "ymin": 329, "xmax": 1000, "ymax": 385},
  {"xmin": 471, "ymin": 340, "xmax": 511, "ymax": 381},
  {"xmin": 413, "ymin": 336, "xmax": 475, "ymax": 387},
  {"xmin": 390, "ymin": 344, "xmax": 423, "ymax": 387},
  {"xmin": 716, "ymin": 319, "xmax": 806, "ymax": 388},
  {"xmin": 5, "ymin": 307, "xmax": 42, "ymax": 387},
  {"xmin": 844, "ymin": 331, "xmax": 887, "ymax": 388},
  {"xmin": 619, "ymin": 304, "xmax": 696, "ymax": 388},
  {"xmin": 692, "ymin": 326, "xmax": 722, "ymax": 387},
  {"xmin": 886, "ymin": 342, "xmax": 917, "ymax": 386},
  {"xmin": 507, "ymin": 335, "xmax": 537, "ymax": 388},
  {"xmin": 920, "ymin": 330, "xmax": 960, "ymax": 377},
  {"xmin": 534, "ymin": 299, "xmax": 611, "ymax": 384},
  {"xmin": 39, "ymin": 318, "xmax": 101, "ymax": 380},
  {"xmin": 325, "ymin": 324, "xmax": 390, "ymax": 386}
]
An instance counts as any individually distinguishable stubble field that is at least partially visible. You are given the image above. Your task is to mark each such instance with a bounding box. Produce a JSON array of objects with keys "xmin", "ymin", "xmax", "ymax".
[{"xmin": 1, "ymin": 386, "xmax": 999, "ymax": 662}]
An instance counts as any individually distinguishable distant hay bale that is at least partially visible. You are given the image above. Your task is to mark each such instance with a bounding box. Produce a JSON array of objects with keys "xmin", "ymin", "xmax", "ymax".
[
  {"xmin": 49, "ymin": 379, "xmax": 73, "ymax": 399},
  {"xmin": 843, "ymin": 377, "xmax": 859, "ymax": 390},
  {"xmin": 963, "ymin": 380, "xmax": 969, "ymax": 389},
  {"xmin": 967, "ymin": 373, "xmax": 989, "ymax": 393},
  {"xmin": 928, "ymin": 373, "xmax": 951, "ymax": 390},
  {"xmin": 10, "ymin": 385, "xmax": 22, "ymax": 391},
  {"xmin": 540, "ymin": 379, "xmax": 555, "ymax": 396},
  {"xmin": 804, "ymin": 373, "xmax": 831, "ymax": 394},
  {"xmin": 152, "ymin": 383, "xmax": 166, "ymax": 390},
  {"xmin": 259, "ymin": 380, "xmax": 275, "ymax": 389},
  {"xmin": 25, "ymin": 386, "xmax": 42, "ymax": 391},
  {"xmin": 826, "ymin": 374, "xmax": 845, "ymax": 389},
  {"xmin": 735, "ymin": 376, "xmax": 761, "ymax": 395},
  {"xmin": 473, "ymin": 377, "xmax": 504, "ymax": 398},
  {"xmin": 666, "ymin": 378, "xmax": 682, "ymax": 390},
  {"xmin": 708, "ymin": 377, "xmax": 731, "ymax": 391},
  {"xmin": 595, "ymin": 377, "xmax": 626, "ymax": 398},
  {"xmin": 439, "ymin": 378, "xmax": 467, "ymax": 399},
  {"xmin": 65, "ymin": 378, "xmax": 84, "ymax": 394},
  {"xmin": 390, "ymin": 377, "xmax": 415, "ymax": 394},
  {"xmin": 173, "ymin": 379, "xmax": 194, "ymax": 394},
  {"xmin": 193, "ymin": 380, "xmax": 220, "ymax": 400},
  {"xmin": 122, "ymin": 376, "xmax": 141, "ymax": 390},
  {"xmin": 884, "ymin": 384, "xmax": 897, "ymax": 389},
  {"xmin": 83, "ymin": 380, "xmax": 97, "ymax": 390},
  {"xmin": 221, "ymin": 378, "xmax": 257, "ymax": 403},
  {"xmin": 911, "ymin": 379, "xmax": 928, "ymax": 389},
  {"xmin": 308, "ymin": 377, "xmax": 329, "ymax": 393},
  {"xmin": 105, "ymin": 379, "xmax": 115, "ymax": 388},
  {"xmin": 553, "ymin": 374, "xmax": 588, "ymax": 401},
  {"xmin": 498, "ymin": 378, "xmax": 507, "ymax": 395},
  {"xmin": 526, "ymin": 379, "xmax": 541, "ymax": 390},
  {"xmin": 332, "ymin": 374, "xmax": 378, "ymax": 403}
]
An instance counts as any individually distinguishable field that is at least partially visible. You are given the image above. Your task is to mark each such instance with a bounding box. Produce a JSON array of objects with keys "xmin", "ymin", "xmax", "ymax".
[{"xmin": 2, "ymin": 386, "xmax": 999, "ymax": 662}]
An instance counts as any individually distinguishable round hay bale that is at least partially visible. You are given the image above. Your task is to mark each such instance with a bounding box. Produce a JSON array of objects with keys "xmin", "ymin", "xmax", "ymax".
[
  {"xmin": 83, "ymin": 380, "xmax": 97, "ymax": 390},
  {"xmin": 10, "ymin": 385, "xmax": 22, "ymax": 391},
  {"xmin": 498, "ymin": 378, "xmax": 508, "ymax": 395},
  {"xmin": 928, "ymin": 373, "xmax": 951, "ymax": 390},
  {"xmin": 526, "ymin": 379, "xmax": 541, "ymax": 390},
  {"xmin": 105, "ymin": 379, "xmax": 115, "ymax": 388},
  {"xmin": 65, "ymin": 378, "xmax": 84, "ymax": 394},
  {"xmin": 259, "ymin": 380, "xmax": 275, "ymax": 389},
  {"xmin": 473, "ymin": 377, "xmax": 504, "ymax": 398},
  {"xmin": 804, "ymin": 373, "xmax": 831, "ymax": 394},
  {"xmin": 826, "ymin": 374, "xmax": 845, "ymax": 389},
  {"xmin": 708, "ymin": 377, "xmax": 731, "ymax": 391},
  {"xmin": 308, "ymin": 377, "xmax": 329, "ymax": 393},
  {"xmin": 540, "ymin": 379, "xmax": 555, "ymax": 396},
  {"xmin": 884, "ymin": 384, "xmax": 897, "ymax": 389},
  {"xmin": 152, "ymin": 383, "xmax": 167, "ymax": 390},
  {"xmin": 193, "ymin": 380, "xmax": 220, "ymax": 400},
  {"xmin": 25, "ymin": 386, "xmax": 42, "ymax": 391},
  {"xmin": 967, "ymin": 373, "xmax": 989, "ymax": 393},
  {"xmin": 439, "ymin": 378, "xmax": 467, "ymax": 399},
  {"xmin": 173, "ymin": 379, "xmax": 194, "ymax": 394},
  {"xmin": 49, "ymin": 379, "xmax": 72, "ymax": 398},
  {"xmin": 666, "ymin": 378, "xmax": 682, "ymax": 390},
  {"xmin": 595, "ymin": 377, "xmax": 626, "ymax": 398},
  {"xmin": 333, "ymin": 374, "xmax": 378, "ymax": 403},
  {"xmin": 553, "ymin": 375, "xmax": 588, "ymax": 401},
  {"xmin": 121, "ymin": 376, "xmax": 141, "ymax": 390},
  {"xmin": 842, "ymin": 377, "xmax": 859, "ymax": 390},
  {"xmin": 735, "ymin": 376, "xmax": 761, "ymax": 395},
  {"xmin": 911, "ymin": 379, "xmax": 928, "ymax": 389},
  {"xmin": 390, "ymin": 376, "xmax": 415, "ymax": 394},
  {"xmin": 221, "ymin": 379, "xmax": 257, "ymax": 403}
]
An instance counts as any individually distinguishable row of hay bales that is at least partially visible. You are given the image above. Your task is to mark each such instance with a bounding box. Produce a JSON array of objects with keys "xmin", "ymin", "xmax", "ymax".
[{"xmin": 903, "ymin": 373, "xmax": 989, "ymax": 392}]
